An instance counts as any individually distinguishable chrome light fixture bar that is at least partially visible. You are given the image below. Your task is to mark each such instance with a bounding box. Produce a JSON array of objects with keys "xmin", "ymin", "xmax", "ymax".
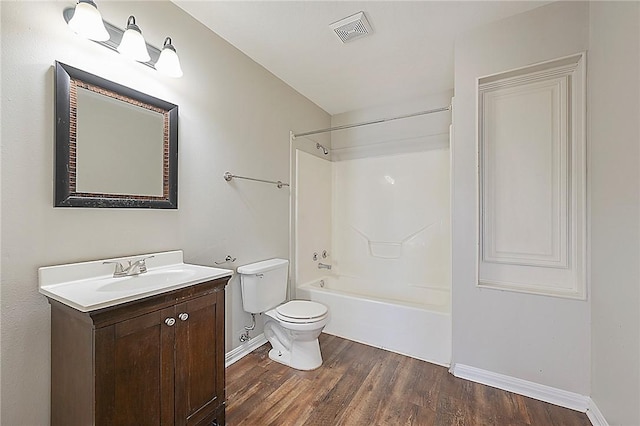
[{"xmin": 63, "ymin": 7, "xmax": 182, "ymax": 77}]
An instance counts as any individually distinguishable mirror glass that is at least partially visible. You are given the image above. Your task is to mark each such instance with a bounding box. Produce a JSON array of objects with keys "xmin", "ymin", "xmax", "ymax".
[{"xmin": 55, "ymin": 61, "xmax": 178, "ymax": 208}]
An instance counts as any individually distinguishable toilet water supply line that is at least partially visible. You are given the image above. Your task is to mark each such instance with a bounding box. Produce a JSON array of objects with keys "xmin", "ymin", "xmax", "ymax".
[{"xmin": 239, "ymin": 313, "xmax": 256, "ymax": 342}]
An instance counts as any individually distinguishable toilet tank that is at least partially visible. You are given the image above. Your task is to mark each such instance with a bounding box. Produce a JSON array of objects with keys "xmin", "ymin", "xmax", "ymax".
[{"xmin": 237, "ymin": 258, "xmax": 289, "ymax": 314}]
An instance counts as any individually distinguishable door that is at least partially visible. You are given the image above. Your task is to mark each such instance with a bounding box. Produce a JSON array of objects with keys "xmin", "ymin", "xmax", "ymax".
[
  {"xmin": 174, "ymin": 291, "xmax": 225, "ymax": 425},
  {"xmin": 95, "ymin": 306, "xmax": 176, "ymax": 426}
]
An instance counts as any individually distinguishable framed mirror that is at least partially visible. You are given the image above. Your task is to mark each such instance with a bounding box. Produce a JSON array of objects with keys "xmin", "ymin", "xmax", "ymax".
[{"xmin": 55, "ymin": 61, "xmax": 178, "ymax": 208}]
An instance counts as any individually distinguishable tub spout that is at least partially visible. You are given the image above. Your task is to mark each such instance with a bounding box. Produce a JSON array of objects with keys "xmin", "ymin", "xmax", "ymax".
[{"xmin": 318, "ymin": 263, "xmax": 332, "ymax": 270}]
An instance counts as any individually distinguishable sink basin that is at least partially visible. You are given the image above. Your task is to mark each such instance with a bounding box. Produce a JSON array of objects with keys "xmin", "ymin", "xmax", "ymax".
[
  {"xmin": 39, "ymin": 250, "xmax": 234, "ymax": 312},
  {"xmin": 96, "ymin": 268, "xmax": 198, "ymax": 293}
]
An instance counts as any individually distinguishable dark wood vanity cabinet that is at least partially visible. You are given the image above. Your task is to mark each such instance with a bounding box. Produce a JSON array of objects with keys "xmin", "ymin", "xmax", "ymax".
[{"xmin": 48, "ymin": 277, "xmax": 229, "ymax": 426}]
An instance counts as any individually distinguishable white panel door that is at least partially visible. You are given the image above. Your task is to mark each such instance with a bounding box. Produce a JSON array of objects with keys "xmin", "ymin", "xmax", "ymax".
[{"xmin": 478, "ymin": 54, "xmax": 586, "ymax": 299}]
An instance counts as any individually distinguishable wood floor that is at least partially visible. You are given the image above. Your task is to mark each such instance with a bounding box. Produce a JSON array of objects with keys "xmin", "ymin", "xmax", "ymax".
[{"xmin": 225, "ymin": 334, "xmax": 590, "ymax": 426}]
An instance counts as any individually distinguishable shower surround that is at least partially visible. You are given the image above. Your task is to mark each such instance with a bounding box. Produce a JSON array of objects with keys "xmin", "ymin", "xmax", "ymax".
[{"xmin": 294, "ymin": 131, "xmax": 451, "ymax": 364}]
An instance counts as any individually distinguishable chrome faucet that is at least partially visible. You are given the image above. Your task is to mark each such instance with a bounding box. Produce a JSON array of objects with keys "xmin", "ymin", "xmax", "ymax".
[
  {"xmin": 103, "ymin": 255, "xmax": 155, "ymax": 278},
  {"xmin": 317, "ymin": 262, "xmax": 332, "ymax": 270}
]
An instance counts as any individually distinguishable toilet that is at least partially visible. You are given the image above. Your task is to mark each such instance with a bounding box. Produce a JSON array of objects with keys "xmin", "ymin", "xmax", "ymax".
[{"xmin": 237, "ymin": 258, "xmax": 329, "ymax": 370}]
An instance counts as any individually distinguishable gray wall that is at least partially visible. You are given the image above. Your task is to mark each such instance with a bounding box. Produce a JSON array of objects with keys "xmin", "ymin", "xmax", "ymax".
[
  {"xmin": 453, "ymin": 4, "xmax": 640, "ymax": 422},
  {"xmin": 452, "ymin": 2, "xmax": 591, "ymax": 394},
  {"xmin": 0, "ymin": 2, "xmax": 329, "ymax": 424},
  {"xmin": 4, "ymin": 1, "xmax": 640, "ymax": 424},
  {"xmin": 589, "ymin": 2, "xmax": 640, "ymax": 424}
]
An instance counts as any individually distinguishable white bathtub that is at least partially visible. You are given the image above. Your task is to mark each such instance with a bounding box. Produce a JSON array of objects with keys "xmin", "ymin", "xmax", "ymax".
[{"xmin": 297, "ymin": 276, "xmax": 451, "ymax": 366}]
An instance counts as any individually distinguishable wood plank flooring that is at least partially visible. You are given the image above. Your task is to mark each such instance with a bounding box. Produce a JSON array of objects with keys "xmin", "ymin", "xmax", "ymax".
[{"xmin": 226, "ymin": 334, "xmax": 590, "ymax": 425}]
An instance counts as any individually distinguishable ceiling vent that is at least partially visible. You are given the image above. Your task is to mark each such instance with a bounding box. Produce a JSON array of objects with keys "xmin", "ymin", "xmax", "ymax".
[{"xmin": 330, "ymin": 11, "xmax": 372, "ymax": 44}]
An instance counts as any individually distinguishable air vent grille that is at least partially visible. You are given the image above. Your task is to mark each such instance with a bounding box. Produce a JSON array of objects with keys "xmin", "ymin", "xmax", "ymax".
[{"xmin": 330, "ymin": 11, "xmax": 372, "ymax": 44}]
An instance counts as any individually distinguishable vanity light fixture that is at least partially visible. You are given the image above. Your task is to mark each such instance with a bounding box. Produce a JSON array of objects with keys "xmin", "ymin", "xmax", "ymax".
[
  {"xmin": 117, "ymin": 16, "xmax": 151, "ymax": 62},
  {"xmin": 67, "ymin": 0, "xmax": 109, "ymax": 41},
  {"xmin": 155, "ymin": 37, "xmax": 183, "ymax": 78},
  {"xmin": 63, "ymin": 5, "xmax": 183, "ymax": 78}
]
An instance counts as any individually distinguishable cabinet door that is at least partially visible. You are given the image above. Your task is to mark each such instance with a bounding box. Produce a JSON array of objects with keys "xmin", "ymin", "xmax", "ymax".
[
  {"xmin": 95, "ymin": 306, "xmax": 176, "ymax": 426},
  {"xmin": 174, "ymin": 290, "xmax": 225, "ymax": 426}
]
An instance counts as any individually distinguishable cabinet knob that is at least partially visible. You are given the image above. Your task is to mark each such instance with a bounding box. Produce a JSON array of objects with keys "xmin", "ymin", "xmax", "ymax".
[
  {"xmin": 165, "ymin": 317, "xmax": 176, "ymax": 326},
  {"xmin": 178, "ymin": 313, "xmax": 189, "ymax": 321}
]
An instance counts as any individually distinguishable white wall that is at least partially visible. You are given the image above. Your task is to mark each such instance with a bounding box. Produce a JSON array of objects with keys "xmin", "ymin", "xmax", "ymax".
[
  {"xmin": 452, "ymin": 1, "xmax": 591, "ymax": 394},
  {"xmin": 589, "ymin": 2, "xmax": 640, "ymax": 424},
  {"xmin": 0, "ymin": 2, "xmax": 329, "ymax": 424}
]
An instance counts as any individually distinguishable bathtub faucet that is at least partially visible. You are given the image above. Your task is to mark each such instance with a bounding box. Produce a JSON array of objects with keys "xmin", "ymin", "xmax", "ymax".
[{"xmin": 317, "ymin": 263, "xmax": 332, "ymax": 270}]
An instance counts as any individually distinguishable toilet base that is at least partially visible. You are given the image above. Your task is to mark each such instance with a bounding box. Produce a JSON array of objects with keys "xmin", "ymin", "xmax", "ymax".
[
  {"xmin": 268, "ymin": 348, "xmax": 291, "ymax": 367},
  {"xmin": 267, "ymin": 338, "xmax": 323, "ymax": 371}
]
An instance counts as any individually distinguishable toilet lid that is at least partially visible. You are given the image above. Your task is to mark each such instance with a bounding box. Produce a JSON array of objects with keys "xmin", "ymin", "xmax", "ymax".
[{"xmin": 275, "ymin": 300, "xmax": 328, "ymax": 323}]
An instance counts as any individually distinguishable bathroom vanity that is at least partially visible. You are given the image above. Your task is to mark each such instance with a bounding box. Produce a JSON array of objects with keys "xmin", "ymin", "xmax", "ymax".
[{"xmin": 39, "ymin": 251, "xmax": 232, "ymax": 426}]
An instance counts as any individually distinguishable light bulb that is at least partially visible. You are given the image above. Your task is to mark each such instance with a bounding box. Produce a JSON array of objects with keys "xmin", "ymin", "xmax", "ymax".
[
  {"xmin": 117, "ymin": 16, "xmax": 150, "ymax": 62},
  {"xmin": 155, "ymin": 37, "xmax": 183, "ymax": 78},
  {"xmin": 68, "ymin": 0, "xmax": 109, "ymax": 42}
]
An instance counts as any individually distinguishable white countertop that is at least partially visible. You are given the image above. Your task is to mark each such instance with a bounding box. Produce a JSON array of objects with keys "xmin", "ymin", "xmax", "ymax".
[{"xmin": 38, "ymin": 250, "xmax": 233, "ymax": 312}]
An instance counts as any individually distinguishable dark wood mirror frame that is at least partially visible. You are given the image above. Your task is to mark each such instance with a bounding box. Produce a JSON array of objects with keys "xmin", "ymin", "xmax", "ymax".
[{"xmin": 55, "ymin": 61, "xmax": 178, "ymax": 208}]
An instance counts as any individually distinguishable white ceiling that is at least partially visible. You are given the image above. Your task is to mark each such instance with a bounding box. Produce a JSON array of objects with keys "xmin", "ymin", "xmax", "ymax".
[{"xmin": 173, "ymin": 1, "xmax": 550, "ymax": 115}]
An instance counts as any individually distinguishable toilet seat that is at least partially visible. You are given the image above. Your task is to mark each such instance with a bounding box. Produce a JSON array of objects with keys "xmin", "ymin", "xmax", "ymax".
[{"xmin": 275, "ymin": 300, "xmax": 328, "ymax": 324}]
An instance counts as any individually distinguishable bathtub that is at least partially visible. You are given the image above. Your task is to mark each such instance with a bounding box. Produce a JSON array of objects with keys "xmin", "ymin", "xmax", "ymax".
[{"xmin": 297, "ymin": 276, "xmax": 451, "ymax": 366}]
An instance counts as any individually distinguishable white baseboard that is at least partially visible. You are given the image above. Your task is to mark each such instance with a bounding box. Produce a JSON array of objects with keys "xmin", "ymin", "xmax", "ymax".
[
  {"xmin": 586, "ymin": 398, "xmax": 609, "ymax": 426},
  {"xmin": 225, "ymin": 333, "xmax": 267, "ymax": 367},
  {"xmin": 450, "ymin": 364, "xmax": 590, "ymax": 413}
]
